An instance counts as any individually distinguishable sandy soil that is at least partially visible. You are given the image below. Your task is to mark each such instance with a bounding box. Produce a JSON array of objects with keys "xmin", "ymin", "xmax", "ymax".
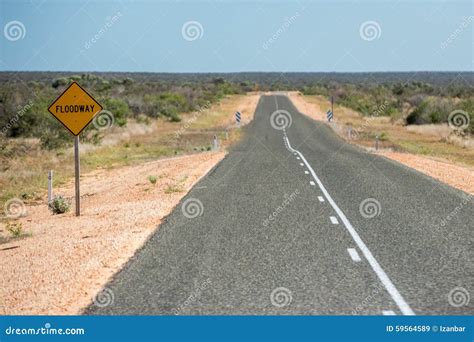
[
  {"xmin": 377, "ymin": 151, "xmax": 474, "ymax": 194},
  {"xmin": 0, "ymin": 152, "xmax": 225, "ymax": 315},
  {"xmin": 288, "ymin": 92, "xmax": 473, "ymax": 194}
]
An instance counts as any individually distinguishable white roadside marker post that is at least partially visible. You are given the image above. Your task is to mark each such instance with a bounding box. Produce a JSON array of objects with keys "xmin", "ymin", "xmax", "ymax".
[
  {"xmin": 48, "ymin": 170, "xmax": 53, "ymax": 203},
  {"xmin": 213, "ymin": 134, "xmax": 218, "ymax": 151}
]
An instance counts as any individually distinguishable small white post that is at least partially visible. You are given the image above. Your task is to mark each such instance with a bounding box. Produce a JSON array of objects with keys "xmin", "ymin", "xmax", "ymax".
[
  {"xmin": 375, "ymin": 135, "xmax": 379, "ymax": 151},
  {"xmin": 225, "ymin": 129, "xmax": 228, "ymax": 140},
  {"xmin": 48, "ymin": 170, "xmax": 53, "ymax": 203},
  {"xmin": 213, "ymin": 135, "xmax": 218, "ymax": 151}
]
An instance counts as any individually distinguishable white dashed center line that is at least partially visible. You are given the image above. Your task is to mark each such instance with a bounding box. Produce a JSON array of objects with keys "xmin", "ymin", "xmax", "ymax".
[
  {"xmin": 310, "ymin": 181, "xmax": 315, "ymax": 186},
  {"xmin": 330, "ymin": 216, "xmax": 339, "ymax": 225},
  {"xmin": 347, "ymin": 248, "xmax": 361, "ymax": 262},
  {"xmin": 275, "ymin": 97, "xmax": 414, "ymax": 316},
  {"xmin": 304, "ymin": 170, "xmax": 309, "ymax": 174},
  {"xmin": 317, "ymin": 196, "xmax": 325, "ymax": 202}
]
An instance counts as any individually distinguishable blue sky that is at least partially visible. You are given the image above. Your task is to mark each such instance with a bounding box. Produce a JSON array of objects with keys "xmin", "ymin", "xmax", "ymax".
[{"xmin": 0, "ymin": 0, "xmax": 472, "ymax": 72}]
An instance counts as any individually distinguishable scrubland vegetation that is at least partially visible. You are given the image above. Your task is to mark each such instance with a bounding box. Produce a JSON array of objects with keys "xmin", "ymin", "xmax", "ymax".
[{"xmin": 0, "ymin": 71, "xmax": 472, "ymax": 204}]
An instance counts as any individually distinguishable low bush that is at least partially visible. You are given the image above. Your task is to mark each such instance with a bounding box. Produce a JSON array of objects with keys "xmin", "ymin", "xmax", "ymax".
[{"xmin": 48, "ymin": 195, "xmax": 70, "ymax": 215}]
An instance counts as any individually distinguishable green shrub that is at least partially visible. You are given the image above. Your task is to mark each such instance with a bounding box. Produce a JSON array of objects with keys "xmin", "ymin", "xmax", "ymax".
[
  {"xmin": 6, "ymin": 221, "xmax": 23, "ymax": 238},
  {"xmin": 148, "ymin": 175, "xmax": 157, "ymax": 184},
  {"xmin": 48, "ymin": 195, "xmax": 70, "ymax": 215},
  {"xmin": 101, "ymin": 98, "xmax": 129, "ymax": 127}
]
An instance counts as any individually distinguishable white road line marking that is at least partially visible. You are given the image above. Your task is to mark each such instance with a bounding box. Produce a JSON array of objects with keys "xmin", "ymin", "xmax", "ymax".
[
  {"xmin": 318, "ymin": 196, "xmax": 325, "ymax": 202},
  {"xmin": 382, "ymin": 310, "xmax": 396, "ymax": 316},
  {"xmin": 330, "ymin": 216, "xmax": 339, "ymax": 225},
  {"xmin": 281, "ymin": 131, "xmax": 415, "ymax": 316},
  {"xmin": 296, "ymin": 157, "xmax": 300, "ymax": 160},
  {"xmin": 310, "ymin": 181, "xmax": 315, "ymax": 186},
  {"xmin": 347, "ymin": 248, "xmax": 361, "ymax": 262},
  {"xmin": 299, "ymin": 163, "xmax": 304, "ymax": 166},
  {"xmin": 304, "ymin": 170, "xmax": 309, "ymax": 174}
]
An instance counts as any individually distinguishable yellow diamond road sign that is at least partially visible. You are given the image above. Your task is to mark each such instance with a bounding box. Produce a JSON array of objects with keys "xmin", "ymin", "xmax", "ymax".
[{"xmin": 48, "ymin": 81, "xmax": 103, "ymax": 136}]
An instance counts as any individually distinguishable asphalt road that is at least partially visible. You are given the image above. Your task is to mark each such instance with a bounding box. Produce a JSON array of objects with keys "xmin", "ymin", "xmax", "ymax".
[{"xmin": 86, "ymin": 95, "xmax": 473, "ymax": 315}]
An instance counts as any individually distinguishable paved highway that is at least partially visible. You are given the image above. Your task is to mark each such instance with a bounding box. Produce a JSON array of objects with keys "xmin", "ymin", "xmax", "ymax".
[{"xmin": 86, "ymin": 95, "xmax": 473, "ymax": 315}]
